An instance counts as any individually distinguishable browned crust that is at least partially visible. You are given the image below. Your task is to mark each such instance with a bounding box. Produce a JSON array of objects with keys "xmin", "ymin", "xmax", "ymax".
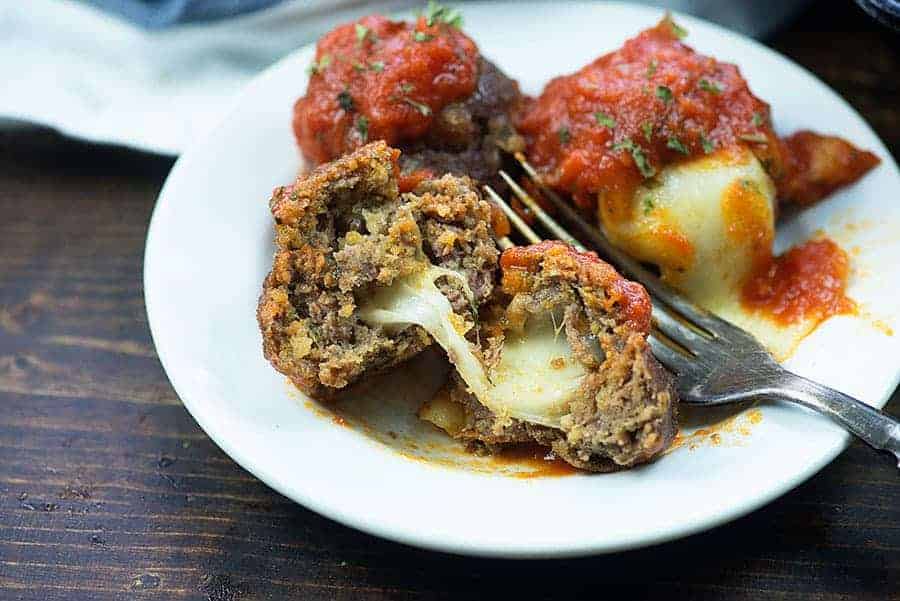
[
  {"xmin": 779, "ymin": 130, "xmax": 880, "ymax": 206},
  {"xmin": 257, "ymin": 141, "xmax": 499, "ymax": 400},
  {"xmin": 500, "ymin": 240, "xmax": 652, "ymax": 334}
]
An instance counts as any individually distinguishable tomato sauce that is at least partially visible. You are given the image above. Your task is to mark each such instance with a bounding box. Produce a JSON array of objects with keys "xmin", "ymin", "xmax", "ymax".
[
  {"xmin": 293, "ymin": 14, "xmax": 479, "ymax": 164},
  {"xmin": 516, "ymin": 17, "xmax": 782, "ymax": 212},
  {"xmin": 741, "ymin": 238, "xmax": 855, "ymax": 326}
]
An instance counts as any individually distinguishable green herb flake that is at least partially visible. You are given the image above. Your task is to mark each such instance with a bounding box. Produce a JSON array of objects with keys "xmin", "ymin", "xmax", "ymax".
[
  {"xmin": 443, "ymin": 9, "xmax": 463, "ymax": 28},
  {"xmin": 337, "ymin": 90, "xmax": 354, "ymax": 112},
  {"xmin": 612, "ymin": 138, "xmax": 656, "ymax": 179},
  {"xmin": 353, "ymin": 62, "xmax": 365, "ymax": 72},
  {"xmin": 306, "ymin": 54, "xmax": 332, "ymax": 76},
  {"xmin": 740, "ymin": 179, "xmax": 760, "ymax": 193},
  {"xmin": 401, "ymin": 83, "xmax": 415, "ymax": 94},
  {"xmin": 665, "ymin": 15, "xmax": 688, "ymax": 39},
  {"xmin": 413, "ymin": 31, "xmax": 434, "ymax": 42},
  {"xmin": 666, "ymin": 136, "xmax": 689, "ymax": 155},
  {"xmin": 356, "ymin": 116, "xmax": 369, "ymax": 141},
  {"xmin": 642, "ymin": 196, "xmax": 655, "ymax": 215},
  {"xmin": 752, "ymin": 111, "xmax": 766, "ymax": 127},
  {"xmin": 424, "ymin": 1, "xmax": 463, "ymax": 28},
  {"xmin": 700, "ymin": 134, "xmax": 715, "ymax": 154},
  {"xmin": 646, "ymin": 59, "xmax": 658, "ymax": 79},
  {"xmin": 558, "ymin": 126, "xmax": 571, "ymax": 145},
  {"xmin": 403, "ymin": 98, "xmax": 432, "ymax": 116},
  {"xmin": 594, "ymin": 112, "xmax": 616, "ymax": 129},
  {"xmin": 369, "ymin": 61, "xmax": 385, "ymax": 72},
  {"xmin": 641, "ymin": 122, "xmax": 653, "ymax": 142},
  {"xmin": 656, "ymin": 85, "xmax": 673, "ymax": 104},
  {"xmin": 355, "ymin": 23, "xmax": 370, "ymax": 44},
  {"xmin": 698, "ymin": 78, "xmax": 724, "ymax": 94}
]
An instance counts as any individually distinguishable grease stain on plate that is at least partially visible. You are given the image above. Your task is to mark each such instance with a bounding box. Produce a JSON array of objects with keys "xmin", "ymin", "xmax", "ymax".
[{"xmin": 288, "ymin": 348, "xmax": 766, "ymax": 477}]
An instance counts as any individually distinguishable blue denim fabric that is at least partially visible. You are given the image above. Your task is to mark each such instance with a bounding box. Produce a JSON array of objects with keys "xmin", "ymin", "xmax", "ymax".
[{"xmin": 81, "ymin": 0, "xmax": 285, "ymax": 28}]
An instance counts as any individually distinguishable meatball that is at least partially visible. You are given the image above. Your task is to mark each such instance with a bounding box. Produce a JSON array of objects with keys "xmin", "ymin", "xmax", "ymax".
[
  {"xmin": 419, "ymin": 241, "xmax": 678, "ymax": 471},
  {"xmin": 292, "ymin": 12, "xmax": 524, "ymax": 191},
  {"xmin": 257, "ymin": 141, "xmax": 500, "ymax": 399}
]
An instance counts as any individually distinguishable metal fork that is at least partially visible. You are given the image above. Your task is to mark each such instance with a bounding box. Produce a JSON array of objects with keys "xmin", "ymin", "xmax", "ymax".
[{"xmin": 483, "ymin": 158, "xmax": 900, "ymax": 467}]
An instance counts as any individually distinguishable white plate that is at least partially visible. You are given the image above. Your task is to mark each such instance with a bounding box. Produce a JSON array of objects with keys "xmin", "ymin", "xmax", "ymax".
[{"xmin": 144, "ymin": 2, "xmax": 900, "ymax": 557}]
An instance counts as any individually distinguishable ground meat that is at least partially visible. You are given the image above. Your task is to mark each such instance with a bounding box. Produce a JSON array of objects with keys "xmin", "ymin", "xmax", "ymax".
[
  {"xmin": 398, "ymin": 58, "xmax": 526, "ymax": 190},
  {"xmin": 427, "ymin": 241, "xmax": 678, "ymax": 471},
  {"xmin": 257, "ymin": 141, "xmax": 499, "ymax": 399}
]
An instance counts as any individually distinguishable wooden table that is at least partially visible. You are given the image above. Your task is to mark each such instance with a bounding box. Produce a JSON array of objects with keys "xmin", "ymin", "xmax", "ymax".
[{"xmin": 2, "ymin": 3, "xmax": 898, "ymax": 600}]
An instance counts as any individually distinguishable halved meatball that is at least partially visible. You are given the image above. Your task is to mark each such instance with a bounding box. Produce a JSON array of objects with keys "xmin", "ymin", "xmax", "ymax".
[
  {"xmin": 419, "ymin": 241, "xmax": 678, "ymax": 471},
  {"xmin": 257, "ymin": 141, "xmax": 499, "ymax": 399}
]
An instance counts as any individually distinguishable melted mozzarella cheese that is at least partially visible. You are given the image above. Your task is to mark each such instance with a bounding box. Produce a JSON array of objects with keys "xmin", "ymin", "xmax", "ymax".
[
  {"xmin": 601, "ymin": 146, "xmax": 811, "ymax": 360},
  {"xmin": 601, "ymin": 146, "xmax": 775, "ymax": 304},
  {"xmin": 488, "ymin": 313, "xmax": 586, "ymax": 426},
  {"xmin": 359, "ymin": 264, "xmax": 583, "ymax": 428}
]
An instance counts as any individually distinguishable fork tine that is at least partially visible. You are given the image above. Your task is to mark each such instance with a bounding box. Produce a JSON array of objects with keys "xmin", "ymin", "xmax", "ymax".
[
  {"xmin": 647, "ymin": 334, "xmax": 699, "ymax": 379},
  {"xmin": 515, "ymin": 153, "xmax": 726, "ymax": 337},
  {"xmin": 498, "ymin": 171, "xmax": 586, "ymax": 252},
  {"xmin": 483, "ymin": 185, "xmax": 542, "ymax": 245},
  {"xmin": 653, "ymin": 309, "xmax": 714, "ymax": 350}
]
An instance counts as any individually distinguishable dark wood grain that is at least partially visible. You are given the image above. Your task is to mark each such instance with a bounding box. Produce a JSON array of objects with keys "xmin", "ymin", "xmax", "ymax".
[{"xmin": 1, "ymin": 3, "xmax": 898, "ymax": 600}]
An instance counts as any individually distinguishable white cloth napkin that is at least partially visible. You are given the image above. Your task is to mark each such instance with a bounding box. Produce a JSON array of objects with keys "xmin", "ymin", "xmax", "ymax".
[
  {"xmin": 0, "ymin": 0, "xmax": 806, "ymax": 155},
  {"xmin": 0, "ymin": 0, "xmax": 418, "ymax": 154}
]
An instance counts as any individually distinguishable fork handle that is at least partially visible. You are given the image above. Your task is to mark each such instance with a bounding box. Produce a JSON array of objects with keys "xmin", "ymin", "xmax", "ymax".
[{"xmin": 780, "ymin": 372, "xmax": 900, "ymax": 468}]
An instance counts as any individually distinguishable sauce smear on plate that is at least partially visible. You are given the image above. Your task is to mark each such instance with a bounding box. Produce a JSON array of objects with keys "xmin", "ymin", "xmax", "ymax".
[{"xmin": 741, "ymin": 237, "xmax": 855, "ymax": 325}]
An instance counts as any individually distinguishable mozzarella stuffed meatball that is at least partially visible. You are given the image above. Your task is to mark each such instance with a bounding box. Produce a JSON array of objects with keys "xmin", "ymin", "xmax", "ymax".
[
  {"xmin": 257, "ymin": 141, "xmax": 500, "ymax": 399},
  {"xmin": 414, "ymin": 241, "xmax": 678, "ymax": 471}
]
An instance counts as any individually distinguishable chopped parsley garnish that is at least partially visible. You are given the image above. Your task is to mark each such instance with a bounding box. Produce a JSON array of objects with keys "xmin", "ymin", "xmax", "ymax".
[
  {"xmin": 352, "ymin": 62, "xmax": 365, "ymax": 72},
  {"xmin": 558, "ymin": 126, "xmax": 571, "ymax": 144},
  {"xmin": 413, "ymin": 31, "xmax": 434, "ymax": 42},
  {"xmin": 698, "ymin": 78, "xmax": 724, "ymax": 94},
  {"xmin": 594, "ymin": 112, "xmax": 616, "ymax": 129},
  {"xmin": 403, "ymin": 98, "xmax": 432, "ymax": 116},
  {"xmin": 641, "ymin": 122, "xmax": 654, "ymax": 142},
  {"xmin": 369, "ymin": 61, "xmax": 385, "ymax": 72},
  {"xmin": 666, "ymin": 136, "xmax": 689, "ymax": 155},
  {"xmin": 401, "ymin": 83, "xmax": 415, "ymax": 94},
  {"xmin": 355, "ymin": 23, "xmax": 370, "ymax": 44},
  {"xmin": 356, "ymin": 116, "xmax": 369, "ymax": 141},
  {"xmin": 740, "ymin": 179, "xmax": 760, "ymax": 193},
  {"xmin": 646, "ymin": 59, "xmax": 658, "ymax": 79},
  {"xmin": 739, "ymin": 132, "xmax": 768, "ymax": 144},
  {"xmin": 424, "ymin": 1, "xmax": 463, "ymax": 27},
  {"xmin": 612, "ymin": 138, "xmax": 655, "ymax": 178},
  {"xmin": 642, "ymin": 196, "xmax": 655, "ymax": 215},
  {"xmin": 752, "ymin": 111, "xmax": 766, "ymax": 127},
  {"xmin": 665, "ymin": 14, "xmax": 688, "ymax": 39},
  {"xmin": 337, "ymin": 90, "xmax": 354, "ymax": 112},
  {"xmin": 700, "ymin": 134, "xmax": 715, "ymax": 154},
  {"xmin": 306, "ymin": 54, "xmax": 332, "ymax": 76},
  {"xmin": 656, "ymin": 85, "xmax": 673, "ymax": 104}
]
